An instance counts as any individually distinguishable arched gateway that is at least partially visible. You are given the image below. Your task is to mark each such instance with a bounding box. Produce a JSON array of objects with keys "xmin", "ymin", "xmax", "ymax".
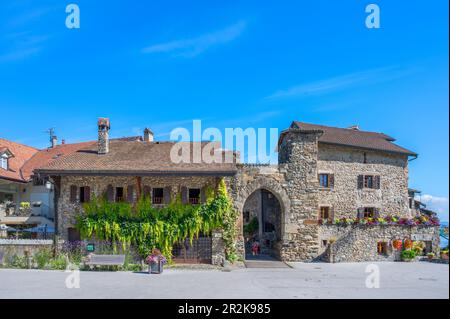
[{"xmin": 234, "ymin": 176, "xmax": 291, "ymax": 260}]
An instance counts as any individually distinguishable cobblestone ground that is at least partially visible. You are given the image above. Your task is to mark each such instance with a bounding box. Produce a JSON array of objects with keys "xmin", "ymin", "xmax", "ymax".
[{"xmin": 0, "ymin": 262, "xmax": 448, "ymax": 299}]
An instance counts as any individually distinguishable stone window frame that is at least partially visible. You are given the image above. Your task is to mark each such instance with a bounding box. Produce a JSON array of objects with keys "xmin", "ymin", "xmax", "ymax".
[
  {"xmin": 357, "ymin": 206, "xmax": 381, "ymax": 218},
  {"xmin": 188, "ymin": 188, "xmax": 201, "ymax": 205},
  {"xmin": 152, "ymin": 187, "xmax": 164, "ymax": 204},
  {"xmin": 358, "ymin": 174, "xmax": 381, "ymax": 190},
  {"xmin": 318, "ymin": 204, "xmax": 334, "ymax": 221},
  {"xmin": 318, "ymin": 172, "xmax": 334, "ymax": 189},
  {"xmin": 377, "ymin": 241, "xmax": 389, "ymax": 255}
]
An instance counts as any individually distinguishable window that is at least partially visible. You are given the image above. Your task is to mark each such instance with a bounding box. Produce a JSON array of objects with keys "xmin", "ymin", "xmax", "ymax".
[
  {"xmin": 364, "ymin": 175, "xmax": 374, "ymax": 188},
  {"xmin": 319, "ymin": 206, "xmax": 330, "ymax": 219},
  {"xmin": 152, "ymin": 188, "xmax": 164, "ymax": 204},
  {"xmin": 363, "ymin": 152, "xmax": 367, "ymax": 164},
  {"xmin": 322, "ymin": 240, "xmax": 328, "ymax": 247},
  {"xmin": 363, "ymin": 207, "xmax": 375, "ymax": 218},
  {"xmin": 115, "ymin": 187, "xmax": 124, "ymax": 202},
  {"xmin": 33, "ymin": 176, "xmax": 47, "ymax": 186},
  {"xmin": 188, "ymin": 188, "xmax": 200, "ymax": 205},
  {"xmin": 377, "ymin": 242, "xmax": 388, "ymax": 255},
  {"xmin": 319, "ymin": 174, "xmax": 334, "ymax": 188},
  {"xmin": 358, "ymin": 175, "xmax": 380, "ymax": 189},
  {"xmin": 0, "ymin": 156, "xmax": 7, "ymax": 170}
]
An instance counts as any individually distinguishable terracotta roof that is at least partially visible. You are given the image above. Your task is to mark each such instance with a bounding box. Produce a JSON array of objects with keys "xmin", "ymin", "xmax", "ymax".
[
  {"xmin": 35, "ymin": 140, "xmax": 238, "ymax": 176},
  {"xmin": 0, "ymin": 138, "xmax": 39, "ymax": 182},
  {"xmin": 289, "ymin": 121, "xmax": 417, "ymax": 156},
  {"xmin": 20, "ymin": 141, "xmax": 97, "ymax": 181}
]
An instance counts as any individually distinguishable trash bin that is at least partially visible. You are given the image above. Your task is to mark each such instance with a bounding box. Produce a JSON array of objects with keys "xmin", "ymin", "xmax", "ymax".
[{"xmin": 148, "ymin": 260, "xmax": 164, "ymax": 274}]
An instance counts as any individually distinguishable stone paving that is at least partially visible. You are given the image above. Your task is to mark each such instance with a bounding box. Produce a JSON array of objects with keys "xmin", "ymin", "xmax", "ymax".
[{"xmin": 0, "ymin": 262, "xmax": 448, "ymax": 299}]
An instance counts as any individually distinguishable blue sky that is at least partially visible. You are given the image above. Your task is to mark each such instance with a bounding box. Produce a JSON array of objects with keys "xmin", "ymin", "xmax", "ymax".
[{"xmin": 0, "ymin": 1, "xmax": 448, "ymax": 220}]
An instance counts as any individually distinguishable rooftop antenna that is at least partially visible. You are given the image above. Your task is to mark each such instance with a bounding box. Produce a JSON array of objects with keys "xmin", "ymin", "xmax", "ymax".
[{"xmin": 45, "ymin": 128, "xmax": 56, "ymax": 144}]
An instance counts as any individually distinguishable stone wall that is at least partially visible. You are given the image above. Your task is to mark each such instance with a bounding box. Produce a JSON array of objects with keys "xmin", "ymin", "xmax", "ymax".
[
  {"xmin": 277, "ymin": 130, "xmax": 322, "ymax": 261},
  {"xmin": 317, "ymin": 144, "xmax": 411, "ymax": 219},
  {"xmin": 0, "ymin": 239, "xmax": 53, "ymax": 262},
  {"xmin": 318, "ymin": 225, "xmax": 440, "ymax": 262},
  {"xmin": 57, "ymin": 175, "xmax": 227, "ymax": 265}
]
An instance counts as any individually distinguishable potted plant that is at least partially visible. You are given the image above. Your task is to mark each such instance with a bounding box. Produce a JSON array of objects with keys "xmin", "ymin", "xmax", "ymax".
[
  {"xmin": 146, "ymin": 248, "xmax": 167, "ymax": 274},
  {"xmin": 404, "ymin": 239, "xmax": 413, "ymax": 250},
  {"xmin": 427, "ymin": 252, "xmax": 435, "ymax": 261},
  {"xmin": 440, "ymin": 249, "xmax": 449, "ymax": 261},
  {"xmin": 401, "ymin": 249, "xmax": 417, "ymax": 262},
  {"xmin": 392, "ymin": 239, "xmax": 402, "ymax": 250}
]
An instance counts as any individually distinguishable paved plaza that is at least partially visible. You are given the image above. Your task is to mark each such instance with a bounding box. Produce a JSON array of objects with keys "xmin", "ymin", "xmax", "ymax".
[{"xmin": 0, "ymin": 262, "xmax": 448, "ymax": 299}]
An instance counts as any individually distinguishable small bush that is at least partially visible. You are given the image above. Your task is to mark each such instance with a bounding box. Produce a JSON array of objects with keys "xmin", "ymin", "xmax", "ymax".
[
  {"xmin": 8, "ymin": 255, "xmax": 28, "ymax": 269},
  {"xmin": 48, "ymin": 255, "xmax": 68, "ymax": 270},
  {"xmin": 401, "ymin": 250, "xmax": 417, "ymax": 260},
  {"xmin": 34, "ymin": 248, "xmax": 53, "ymax": 269}
]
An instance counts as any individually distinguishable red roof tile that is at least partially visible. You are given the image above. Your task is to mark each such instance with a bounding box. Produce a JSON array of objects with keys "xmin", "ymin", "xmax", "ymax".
[{"xmin": 0, "ymin": 138, "xmax": 38, "ymax": 182}]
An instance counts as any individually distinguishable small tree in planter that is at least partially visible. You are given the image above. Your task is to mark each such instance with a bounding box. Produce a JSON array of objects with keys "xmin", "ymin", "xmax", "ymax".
[{"xmin": 427, "ymin": 252, "xmax": 435, "ymax": 261}]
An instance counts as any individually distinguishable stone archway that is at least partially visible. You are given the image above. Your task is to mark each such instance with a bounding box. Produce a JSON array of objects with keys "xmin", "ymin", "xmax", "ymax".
[{"xmin": 234, "ymin": 177, "xmax": 291, "ymax": 260}]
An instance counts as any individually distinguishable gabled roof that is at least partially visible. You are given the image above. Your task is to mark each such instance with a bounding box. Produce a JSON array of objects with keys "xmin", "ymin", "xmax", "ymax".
[
  {"xmin": 20, "ymin": 141, "xmax": 97, "ymax": 181},
  {"xmin": 35, "ymin": 140, "xmax": 238, "ymax": 176},
  {"xmin": 0, "ymin": 138, "xmax": 39, "ymax": 182},
  {"xmin": 287, "ymin": 121, "xmax": 417, "ymax": 156}
]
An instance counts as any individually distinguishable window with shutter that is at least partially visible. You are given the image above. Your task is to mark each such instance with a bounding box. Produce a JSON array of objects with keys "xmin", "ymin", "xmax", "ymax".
[
  {"xmin": 319, "ymin": 207, "xmax": 330, "ymax": 220},
  {"xmin": 200, "ymin": 187, "xmax": 207, "ymax": 203},
  {"xmin": 319, "ymin": 174, "xmax": 329, "ymax": 187},
  {"xmin": 357, "ymin": 175, "xmax": 364, "ymax": 189},
  {"xmin": 115, "ymin": 187, "xmax": 124, "ymax": 202},
  {"xmin": 70, "ymin": 185, "xmax": 77, "ymax": 203},
  {"xmin": 329, "ymin": 174, "xmax": 335, "ymax": 188},
  {"xmin": 163, "ymin": 186, "xmax": 171, "ymax": 204},
  {"xmin": 181, "ymin": 186, "xmax": 188, "ymax": 204},
  {"xmin": 189, "ymin": 188, "xmax": 201, "ymax": 205},
  {"xmin": 152, "ymin": 188, "xmax": 164, "ymax": 204},
  {"xmin": 143, "ymin": 185, "xmax": 151, "ymax": 199},
  {"xmin": 84, "ymin": 186, "xmax": 91, "ymax": 202},
  {"xmin": 374, "ymin": 176, "xmax": 381, "ymax": 189}
]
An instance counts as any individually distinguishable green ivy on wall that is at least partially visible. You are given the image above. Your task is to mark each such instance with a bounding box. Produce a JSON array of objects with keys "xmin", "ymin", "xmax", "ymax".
[{"xmin": 75, "ymin": 179, "xmax": 238, "ymax": 262}]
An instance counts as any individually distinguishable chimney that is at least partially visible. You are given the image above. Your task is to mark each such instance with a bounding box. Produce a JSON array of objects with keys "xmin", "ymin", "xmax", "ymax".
[
  {"xmin": 98, "ymin": 118, "xmax": 110, "ymax": 154},
  {"xmin": 143, "ymin": 128, "xmax": 154, "ymax": 142},
  {"xmin": 61, "ymin": 139, "xmax": 66, "ymax": 145},
  {"xmin": 348, "ymin": 125, "xmax": 360, "ymax": 131},
  {"xmin": 51, "ymin": 136, "xmax": 57, "ymax": 148}
]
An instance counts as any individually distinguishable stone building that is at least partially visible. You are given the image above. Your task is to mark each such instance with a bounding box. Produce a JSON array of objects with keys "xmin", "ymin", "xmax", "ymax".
[{"xmin": 34, "ymin": 118, "xmax": 440, "ymax": 263}]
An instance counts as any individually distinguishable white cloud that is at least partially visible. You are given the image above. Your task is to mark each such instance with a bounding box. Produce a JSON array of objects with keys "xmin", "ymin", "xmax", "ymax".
[
  {"xmin": 141, "ymin": 20, "xmax": 246, "ymax": 58},
  {"xmin": 416, "ymin": 194, "xmax": 449, "ymax": 221},
  {"xmin": 265, "ymin": 66, "xmax": 414, "ymax": 100}
]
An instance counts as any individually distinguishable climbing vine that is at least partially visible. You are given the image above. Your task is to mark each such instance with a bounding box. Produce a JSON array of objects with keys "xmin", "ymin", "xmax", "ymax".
[{"xmin": 75, "ymin": 178, "xmax": 239, "ymax": 262}]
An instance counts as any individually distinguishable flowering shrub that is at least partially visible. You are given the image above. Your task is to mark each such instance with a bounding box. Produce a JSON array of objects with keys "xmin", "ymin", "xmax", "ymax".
[
  {"xmin": 392, "ymin": 239, "xmax": 402, "ymax": 250},
  {"xmin": 328, "ymin": 215, "xmax": 440, "ymax": 227},
  {"xmin": 145, "ymin": 249, "xmax": 167, "ymax": 265}
]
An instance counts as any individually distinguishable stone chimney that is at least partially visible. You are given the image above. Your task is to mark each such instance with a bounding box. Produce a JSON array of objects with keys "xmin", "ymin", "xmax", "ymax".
[
  {"xmin": 51, "ymin": 136, "xmax": 57, "ymax": 148},
  {"xmin": 143, "ymin": 128, "xmax": 154, "ymax": 142},
  {"xmin": 98, "ymin": 118, "xmax": 110, "ymax": 154}
]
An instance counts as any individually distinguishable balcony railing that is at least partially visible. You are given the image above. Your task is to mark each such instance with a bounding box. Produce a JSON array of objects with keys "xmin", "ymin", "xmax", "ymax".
[{"xmin": 189, "ymin": 197, "xmax": 200, "ymax": 205}]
